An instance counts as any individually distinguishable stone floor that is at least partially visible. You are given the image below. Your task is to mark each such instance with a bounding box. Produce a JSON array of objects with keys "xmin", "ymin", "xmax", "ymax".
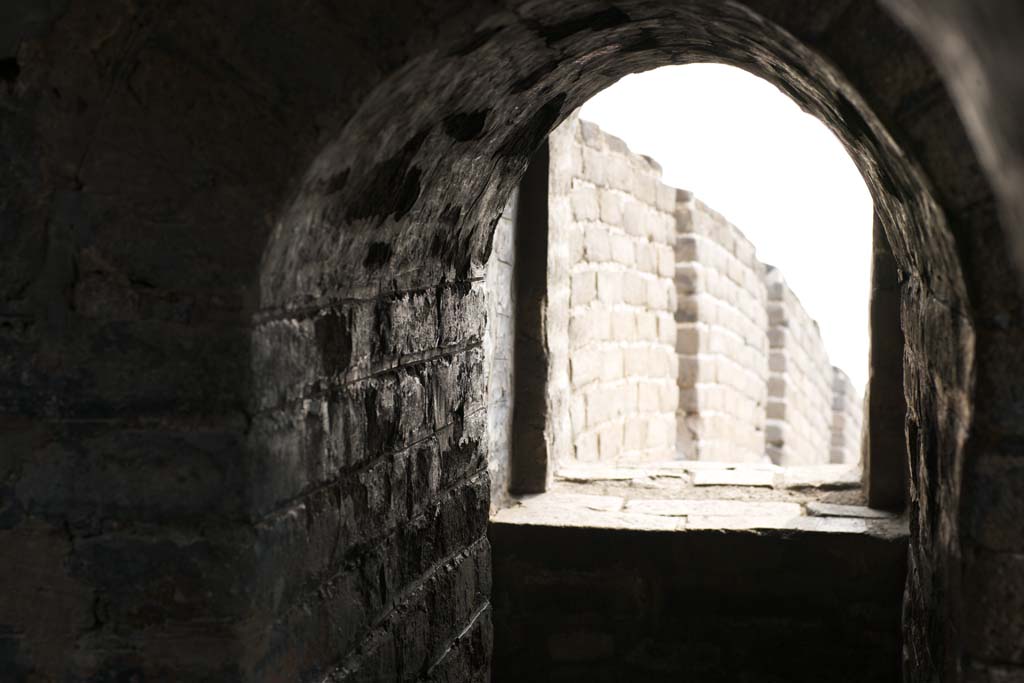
[{"xmin": 492, "ymin": 460, "xmax": 907, "ymax": 536}]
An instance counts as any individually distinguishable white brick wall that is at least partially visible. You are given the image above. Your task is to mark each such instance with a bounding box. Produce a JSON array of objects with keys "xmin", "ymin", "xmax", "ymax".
[
  {"xmin": 763, "ymin": 266, "xmax": 835, "ymax": 466},
  {"xmin": 497, "ymin": 116, "xmax": 865, "ymax": 473},
  {"xmin": 551, "ymin": 114, "xmax": 677, "ymax": 464},
  {"xmin": 830, "ymin": 366, "xmax": 864, "ymax": 465},
  {"xmin": 675, "ymin": 196, "xmax": 769, "ymax": 463}
]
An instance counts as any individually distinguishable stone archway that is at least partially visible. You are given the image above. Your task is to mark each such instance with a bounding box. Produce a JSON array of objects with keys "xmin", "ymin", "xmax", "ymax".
[
  {"xmin": 2, "ymin": 2, "xmax": 1020, "ymax": 681},
  {"xmin": 258, "ymin": 4, "xmax": 987, "ymax": 679}
]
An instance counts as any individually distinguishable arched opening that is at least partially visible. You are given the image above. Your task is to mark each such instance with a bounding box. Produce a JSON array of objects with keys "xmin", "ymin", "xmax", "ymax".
[
  {"xmin": 484, "ymin": 64, "xmax": 912, "ymax": 678},
  {"xmin": 6, "ymin": 2, "xmax": 1019, "ymax": 682},
  {"xmin": 581, "ymin": 64, "xmax": 874, "ymax": 471},
  {"xmin": 255, "ymin": 4, "xmax": 982, "ymax": 679},
  {"xmin": 489, "ymin": 64, "xmax": 892, "ymax": 503}
]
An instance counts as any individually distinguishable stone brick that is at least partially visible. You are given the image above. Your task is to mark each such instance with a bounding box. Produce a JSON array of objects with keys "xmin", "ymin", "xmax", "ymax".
[
  {"xmin": 677, "ymin": 234, "xmax": 700, "ymax": 262},
  {"xmin": 571, "ymin": 270, "xmax": 597, "ymax": 306},
  {"xmin": 675, "ymin": 263, "xmax": 704, "ymax": 295},
  {"xmin": 575, "ymin": 430, "xmax": 599, "ymax": 462},
  {"xmin": 570, "ymin": 394, "xmax": 587, "ymax": 433},
  {"xmin": 611, "ymin": 233, "xmax": 635, "ymax": 266},
  {"xmin": 606, "ymin": 158, "xmax": 634, "ymax": 193},
  {"xmin": 585, "ymin": 388, "xmax": 612, "ymax": 428},
  {"xmin": 623, "ymin": 416, "xmax": 649, "ymax": 450},
  {"xmin": 600, "ymin": 348, "xmax": 624, "ymax": 382},
  {"xmin": 657, "ymin": 313, "xmax": 676, "ymax": 345},
  {"xmin": 582, "ymin": 147, "xmax": 608, "ymax": 186},
  {"xmin": 656, "ymin": 182, "xmax": 676, "ymax": 213},
  {"xmin": 584, "ymin": 224, "xmax": 611, "ymax": 262},
  {"xmin": 597, "ymin": 270, "xmax": 623, "ymax": 304},
  {"xmin": 598, "ymin": 421, "xmax": 624, "ymax": 460},
  {"xmin": 579, "ymin": 120, "xmax": 602, "ymax": 148},
  {"xmin": 679, "ymin": 386, "xmax": 699, "ymax": 412},
  {"xmin": 656, "ymin": 244, "xmax": 675, "ymax": 277},
  {"xmin": 623, "ymin": 272, "xmax": 646, "ymax": 306},
  {"xmin": 647, "ymin": 416, "xmax": 671, "ymax": 449},
  {"xmin": 677, "ymin": 324, "xmax": 706, "ymax": 355},
  {"xmin": 647, "ymin": 278, "xmax": 669, "ymax": 310},
  {"xmin": 571, "ymin": 349, "xmax": 601, "ymax": 388},
  {"xmin": 611, "ymin": 310, "xmax": 636, "ymax": 341},
  {"xmin": 571, "ymin": 186, "xmax": 599, "ymax": 221},
  {"xmin": 635, "ymin": 241, "xmax": 654, "ymax": 273},
  {"xmin": 649, "ymin": 346, "xmax": 672, "ymax": 377},
  {"xmin": 568, "ymin": 224, "xmax": 585, "ymax": 265},
  {"xmin": 623, "ymin": 347, "xmax": 649, "ymax": 377},
  {"xmin": 636, "ymin": 311, "xmax": 658, "ymax": 340},
  {"xmin": 600, "ymin": 190, "xmax": 624, "ymax": 224},
  {"xmin": 638, "ymin": 382, "xmax": 660, "ymax": 412},
  {"xmin": 622, "ymin": 201, "xmax": 647, "ymax": 236}
]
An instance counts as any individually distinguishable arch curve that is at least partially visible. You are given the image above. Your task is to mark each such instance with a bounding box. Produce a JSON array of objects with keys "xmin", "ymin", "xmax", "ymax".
[
  {"xmin": 255, "ymin": 3, "xmax": 1005, "ymax": 680},
  {"xmin": 2, "ymin": 1, "xmax": 1020, "ymax": 680}
]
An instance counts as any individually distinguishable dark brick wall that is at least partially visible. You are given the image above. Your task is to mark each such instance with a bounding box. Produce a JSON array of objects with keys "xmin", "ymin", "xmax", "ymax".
[
  {"xmin": 865, "ymin": 216, "xmax": 908, "ymax": 510},
  {"xmin": 0, "ymin": 1, "xmax": 1021, "ymax": 681},
  {"xmin": 491, "ymin": 522, "xmax": 909, "ymax": 683}
]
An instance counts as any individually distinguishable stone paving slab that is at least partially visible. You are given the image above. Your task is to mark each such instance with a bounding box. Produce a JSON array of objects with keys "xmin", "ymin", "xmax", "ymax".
[
  {"xmin": 806, "ymin": 501, "xmax": 899, "ymax": 518},
  {"xmin": 692, "ymin": 468, "xmax": 779, "ymax": 487},
  {"xmin": 493, "ymin": 490, "xmax": 909, "ymax": 537},
  {"xmin": 781, "ymin": 464, "xmax": 861, "ymax": 489},
  {"xmin": 625, "ymin": 498, "xmax": 802, "ymax": 518},
  {"xmin": 683, "ymin": 514, "xmax": 802, "ymax": 530},
  {"xmin": 494, "ymin": 502, "xmax": 678, "ymax": 531},
  {"xmin": 556, "ymin": 466, "xmax": 637, "ymax": 482}
]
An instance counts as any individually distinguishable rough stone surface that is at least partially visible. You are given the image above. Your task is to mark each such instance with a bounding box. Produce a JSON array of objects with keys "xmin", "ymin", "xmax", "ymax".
[
  {"xmin": 547, "ymin": 125, "xmax": 865, "ymax": 469},
  {"xmin": 509, "ymin": 145, "xmax": 552, "ymax": 494},
  {"xmin": 485, "ymin": 193, "xmax": 517, "ymax": 511},
  {"xmin": 551, "ymin": 460, "xmax": 866, "ymax": 504},
  {"xmin": 549, "ymin": 114, "xmax": 677, "ymax": 464},
  {"xmin": 864, "ymin": 216, "xmax": 908, "ymax": 510},
  {"xmin": 763, "ymin": 266, "xmax": 835, "ymax": 466},
  {"xmin": 831, "ymin": 366, "xmax": 865, "ymax": 465},
  {"xmin": 491, "ymin": 512, "xmax": 908, "ymax": 682},
  {"xmin": 675, "ymin": 195, "xmax": 770, "ymax": 463},
  {"xmin": 0, "ymin": 1, "xmax": 1020, "ymax": 681}
]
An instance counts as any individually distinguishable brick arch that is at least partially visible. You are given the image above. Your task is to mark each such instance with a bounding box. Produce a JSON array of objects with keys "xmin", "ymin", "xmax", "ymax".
[
  {"xmin": 260, "ymin": 4, "xmax": 993, "ymax": 676},
  {"xmin": 2, "ymin": 1, "xmax": 1018, "ymax": 680}
]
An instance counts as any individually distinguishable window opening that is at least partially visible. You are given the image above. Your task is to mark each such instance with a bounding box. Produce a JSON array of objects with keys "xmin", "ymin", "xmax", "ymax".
[{"xmin": 486, "ymin": 64, "xmax": 904, "ymax": 520}]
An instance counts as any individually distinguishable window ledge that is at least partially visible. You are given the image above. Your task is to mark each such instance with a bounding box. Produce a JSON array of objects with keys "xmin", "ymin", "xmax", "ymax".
[{"xmin": 492, "ymin": 461, "xmax": 907, "ymax": 539}]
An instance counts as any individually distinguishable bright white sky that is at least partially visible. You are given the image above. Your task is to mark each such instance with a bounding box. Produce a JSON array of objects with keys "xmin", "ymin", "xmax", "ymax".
[{"xmin": 580, "ymin": 63, "xmax": 873, "ymax": 394}]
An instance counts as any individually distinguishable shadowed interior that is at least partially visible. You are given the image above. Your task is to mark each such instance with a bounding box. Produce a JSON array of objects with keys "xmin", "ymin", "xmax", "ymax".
[{"xmin": 1, "ymin": 2, "xmax": 1021, "ymax": 681}]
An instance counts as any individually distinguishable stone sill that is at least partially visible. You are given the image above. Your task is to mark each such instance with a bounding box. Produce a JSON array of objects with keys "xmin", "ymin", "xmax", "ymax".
[
  {"xmin": 556, "ymin": 460, "xmax": 863, "ymax": 489},
  {"xmin": 492, "ymin": 461, "xmax": 908, "ymax": 539}
]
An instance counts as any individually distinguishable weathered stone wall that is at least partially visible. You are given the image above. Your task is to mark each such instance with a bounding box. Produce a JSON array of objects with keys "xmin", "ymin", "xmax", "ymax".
[
  {"xmin": 485, "ymin": 193, "xmax": 517, "ymax": 511},
  {"xmin": 250, "ymin": 281, "xmax": 492, "ymax": 681},
  {"xmin": 763, "ymin": 267, "xmax": 835, "ymax": 466},
  {"xmin": 864, "ymin": 218, "xmax": 907, "ymax": 510},
  {"xmin": 675, "ymin": 195, "xmax": 770, "ymax": 462},
  {"xmin": 831, "ymin": 367, "xmax": 864, "ymax": 465},
  {"xmin": 1, "ymin": 2, "xmax": 1019, "ymax": 681},
  {"xmin": 549, "ymin": 115, "xmax": 678, "ymax": 464},
  {"xmin": 544, "ymin": 119, "xmax": 860, "ymax": 469},
  {"xmin": 492, "ymin": 521, "xmax": 908, "ymax": 682}
]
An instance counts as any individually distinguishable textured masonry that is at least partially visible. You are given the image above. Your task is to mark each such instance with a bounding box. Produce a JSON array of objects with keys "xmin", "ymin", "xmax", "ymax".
[
  {"xmin": 512, "ymin": 117, "xmax": 864, "ymax": 468},
  {"xmin": 675, "ymin": 195, "xmax": 770, "ymax": 462},
  {"xmin": 763, "ymin": 266, "xmax": 836, "ymax": 466},
  {"xmin": 485, "ymin": 193, "xmax": 517, "ymax": 510},
  {"xmin": 831, "ymin": 367, "xmax": 864, "ymax": 465},
  {"xmin": 549, "ymin": 115, "xmax": 678, "ymax": 464},
  {"xmin": 3, "ymin": 2, "xmax": 1020, "ymax": 681}
]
